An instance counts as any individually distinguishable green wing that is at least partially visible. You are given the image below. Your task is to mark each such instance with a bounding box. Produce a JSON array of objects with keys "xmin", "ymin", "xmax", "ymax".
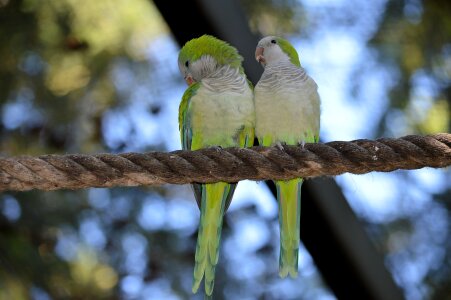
[
  {"xmin": 179, "ymin": 83, "xmax": 203, "ymax": 206},
  {"xmin": 179, "ymin": 83, "xmax": 200, "ymax": 151}
]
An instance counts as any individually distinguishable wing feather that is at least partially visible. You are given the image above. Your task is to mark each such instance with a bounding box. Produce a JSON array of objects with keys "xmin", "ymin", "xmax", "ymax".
[{"xmin": 179, "ymin": 83, "xmax": 202, "ymax": 203}]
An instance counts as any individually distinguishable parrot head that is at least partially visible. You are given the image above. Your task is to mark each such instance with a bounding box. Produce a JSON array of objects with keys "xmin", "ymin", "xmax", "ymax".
[
  {"xmin": 255, "ymin": 36, "xmax": 300, "ymax": 68},
  {"xmin": 178, "ymin": 35, "xmax": 244, "ymax": 85}
]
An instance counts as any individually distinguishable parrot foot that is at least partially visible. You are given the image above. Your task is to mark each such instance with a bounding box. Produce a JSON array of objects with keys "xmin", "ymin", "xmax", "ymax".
[
  {"xmin": 298, "ymin": 141, "xmax": 306, "ymax": 148},
  {"xmin": 275, "ymin": 142, "xmax": 285, "ymax": 151}
]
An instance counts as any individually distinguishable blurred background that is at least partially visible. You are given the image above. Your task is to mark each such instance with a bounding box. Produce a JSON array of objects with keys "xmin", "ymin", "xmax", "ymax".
[{"xmin": 0, "ymin": 0, "xmax": 450, "ymax": 299}]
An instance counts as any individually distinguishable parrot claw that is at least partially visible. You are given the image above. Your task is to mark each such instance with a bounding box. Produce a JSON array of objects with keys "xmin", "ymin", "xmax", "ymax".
[
  {"xmin": 210, "ymin": 145, "xmax": 223, "ymax": 151},
  {"xmin": 298, "ymin": 141, "xmax": 306, "ymax": 148},
  {"xmin": 275, "ymin": 142, "xmax": 285, "ymax": 151}
]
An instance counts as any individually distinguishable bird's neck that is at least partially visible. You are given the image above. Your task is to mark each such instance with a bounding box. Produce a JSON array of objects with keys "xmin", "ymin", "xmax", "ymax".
[
  {"xmin": 265, "ymin": 60, "xmax": 299, "ymax": 72},
  {"xmin": 258, "ymin": 61, "xmax": 309, "ymax": 89},
  {"xmin": 201, "ymin": 65, "xmax": 247, "ymax": 93}
]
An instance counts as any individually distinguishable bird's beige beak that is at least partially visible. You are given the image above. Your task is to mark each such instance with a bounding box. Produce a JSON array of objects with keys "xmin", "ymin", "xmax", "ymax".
[
  {"xmin": 185, "ymin": 75, "xmax": 195, "ymax": 86},
  {"xmin": 255, "ymin": 47, "xmax": 265, "ymax": 64}
]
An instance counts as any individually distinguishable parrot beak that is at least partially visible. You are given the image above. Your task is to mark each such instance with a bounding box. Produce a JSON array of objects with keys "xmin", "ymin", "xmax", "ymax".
[
  {"xmin": 185, "ymin": 75, "xmax": 195, "ymax": 86},
  {"xmin": 255, "ymin": 47, "xmax": 265, "ymax": 64}
]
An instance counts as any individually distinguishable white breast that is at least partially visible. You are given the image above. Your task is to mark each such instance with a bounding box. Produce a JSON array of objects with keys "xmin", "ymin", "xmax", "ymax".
[
  {"xmin": 189, "ymin": 73, "xmax": 254, "ymax": 147},
  {"xmin": 255, "ymin": 63, "xmax": 320, "ymax": 144}
]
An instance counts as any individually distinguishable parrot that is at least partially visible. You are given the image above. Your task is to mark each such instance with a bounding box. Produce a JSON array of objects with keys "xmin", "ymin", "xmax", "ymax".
[
  {"xmin": 177, "ymin": 35, "xmax": 255, "ymax": 297},
  {"xmin": 254, "ymin": 36, "xmax": 320, "ymax": 278}
]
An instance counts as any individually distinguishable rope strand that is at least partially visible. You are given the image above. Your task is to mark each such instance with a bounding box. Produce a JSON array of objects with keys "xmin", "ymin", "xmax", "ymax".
[{"xmin": 0, "ymin": 133, "xmax": 449, "ymax": 192}]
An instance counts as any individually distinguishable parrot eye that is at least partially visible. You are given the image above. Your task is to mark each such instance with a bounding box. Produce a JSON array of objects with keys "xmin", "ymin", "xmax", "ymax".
[
  {"xmin": 185, "ymin": 60, "xmax": 189, "ymax": 67},
  {"xmin": 271, "ymin": 39, "xmax": 277, "ymax": 44}
]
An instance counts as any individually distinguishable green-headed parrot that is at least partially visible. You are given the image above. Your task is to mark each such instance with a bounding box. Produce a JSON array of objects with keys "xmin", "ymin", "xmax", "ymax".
[
  {"xmin": 178, "ymin": 35, "xmax": 255, "ymax": 297},
  {"xmin": 254, "ymin": 36, "xmax": 320, "ymax": 278}
]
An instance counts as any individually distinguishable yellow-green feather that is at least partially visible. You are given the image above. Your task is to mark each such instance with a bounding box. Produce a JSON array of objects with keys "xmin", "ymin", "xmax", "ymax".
[
  {"xmin": 191, "ymin": 125, "xmax": 253, "ymax": 296},
  {"xmin": 179, "ymin": 84, "xmax": 254, "ymax": 297},
  {"xmin": 260, "ymin": 134, "xmax": 316, "ymax": 278},
  {"xmin": 178, "ymin": 35, "xmax": 244, "ymax": 73},
  {"xmin": 276, "ymin": 37, "xmax": 301, "ymax": 67},
  {"xmin": 276, "ymin": 178, "xmax": 302, "ymax": 278},
  {"xmin": 192, "ymin": 182, "xmax": 230, "ymax": 296},
  {"xmin": 179, "ymin": 83, "xmax": 200, "ymax": 150}
]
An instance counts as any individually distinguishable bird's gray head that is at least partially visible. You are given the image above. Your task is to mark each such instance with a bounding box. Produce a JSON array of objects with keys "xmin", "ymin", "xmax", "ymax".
[
  {"xmin": 178, "ymin": 55, "xmax": 218, "ymax": 85},
  {"xmin": 255, "ymin": 36, "xmax": 301, "ymax": 68}
]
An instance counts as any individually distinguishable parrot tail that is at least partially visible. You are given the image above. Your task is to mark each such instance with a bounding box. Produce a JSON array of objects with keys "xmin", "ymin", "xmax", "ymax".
[
  {"xmin": 276, "ymin": 178, "xmax": 303, "ymax": 278},
  {"xmin": 192, "ymin": 182, "xmax": 231, "ymax": 297}
]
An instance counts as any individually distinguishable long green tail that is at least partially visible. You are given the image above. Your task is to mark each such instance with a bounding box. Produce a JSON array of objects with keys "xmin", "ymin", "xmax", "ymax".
[
  {"xmin": 192, "ymin": 182, "xmax": 230, "ymax": 297},
  {"xmin": 276, "ymin": 178, "xmax": 303, "ymax": 278}
]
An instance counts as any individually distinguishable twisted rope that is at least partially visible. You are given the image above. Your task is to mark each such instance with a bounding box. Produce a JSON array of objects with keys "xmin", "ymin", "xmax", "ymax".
[{"xmin": 0, "ymin": 133, "xmax": 449, "ymax": 192}]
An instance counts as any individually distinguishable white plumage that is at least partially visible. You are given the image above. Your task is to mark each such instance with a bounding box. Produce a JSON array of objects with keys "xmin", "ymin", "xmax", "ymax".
[
  {"xmin": 189, "ymin": 61, "xmax": 254, "ymax": 147},
  {"xmin": 255, "ymin": 61, "xmax": 320, "ymax": 144}
]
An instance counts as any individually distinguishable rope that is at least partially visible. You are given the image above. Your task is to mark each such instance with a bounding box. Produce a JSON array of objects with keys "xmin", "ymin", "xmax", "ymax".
[{"xmin": 0, "ymin": 133, "xmax": 449, "ymax": 192}]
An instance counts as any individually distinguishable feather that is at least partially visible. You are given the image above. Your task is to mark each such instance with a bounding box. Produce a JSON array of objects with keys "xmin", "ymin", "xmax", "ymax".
[
  {"xmin": 179, "ymin": 36, "xmax": 255, "ymax": 297},
  {"xmin": 254, "ymin": 36, "xmax": 321, "ymax": 280},
  {"xmin": 276, "ymin": 179, "xmax": 303, "ymax": 278},
  {"xmin": 192, "ymin": 182, "xmax": 230, "ymax": 296}
]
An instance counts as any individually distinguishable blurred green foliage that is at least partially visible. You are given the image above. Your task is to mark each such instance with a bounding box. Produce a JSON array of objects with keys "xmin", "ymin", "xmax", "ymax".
[
  {"xmin": 240, "ymin": 0, "xmax": 307, "ymax": 36},
  {"xmin": 0, "ymin": 0, "xmax": 172, "ymax": 299},
  {"xmin": 369, "ymin": 0, "xmax": 450, "ymax": 136},
  {"xmin": 0, "ymin": 0, "xmax": 166, "ymax": 155}
]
